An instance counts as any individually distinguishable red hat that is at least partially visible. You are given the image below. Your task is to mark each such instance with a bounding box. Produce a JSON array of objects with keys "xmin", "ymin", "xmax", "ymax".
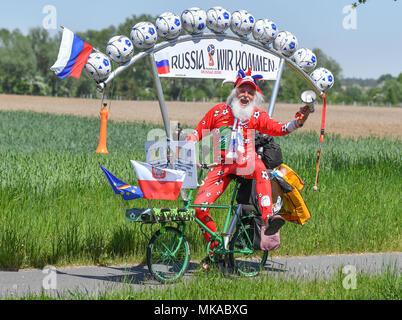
[{"xmin": 233, "ymin": 68, "xmax": 263, "ymax": 94}]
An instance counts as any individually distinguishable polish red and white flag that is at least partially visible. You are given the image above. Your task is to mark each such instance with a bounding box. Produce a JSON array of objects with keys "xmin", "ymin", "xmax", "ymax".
[{"xmin": 130, "ymin": 160, "xmax": 186, "ymax": 200}]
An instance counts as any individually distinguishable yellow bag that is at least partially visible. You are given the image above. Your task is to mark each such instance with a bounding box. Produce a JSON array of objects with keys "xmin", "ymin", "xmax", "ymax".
[
  {"xmin": 279, "ymin": 164, "xmax": 304, "ymax": 192},
  {"xmin": 277, "ymin": 164, "xmax": 311, "ymax": 226}
]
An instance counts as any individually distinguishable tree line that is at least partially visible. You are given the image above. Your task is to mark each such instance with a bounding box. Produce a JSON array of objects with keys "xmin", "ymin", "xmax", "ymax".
[{"xmin": 0, "ymin": 14, "xmax": 401, "ymax": 106}]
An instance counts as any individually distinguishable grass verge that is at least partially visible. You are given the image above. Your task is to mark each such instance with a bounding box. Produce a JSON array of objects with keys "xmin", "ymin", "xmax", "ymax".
[
  {"xmin": 5, "ymin": 267, "xmax": 401, "ymax": 300},
  {"xmin": 0, "ymin": 110, "xmax": 401, "ymax": 269}
]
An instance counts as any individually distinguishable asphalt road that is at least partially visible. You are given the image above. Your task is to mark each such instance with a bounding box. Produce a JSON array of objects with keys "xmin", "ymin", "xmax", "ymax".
[{"xmin": 1, "ymin": 252, "xmax": 400, "ymax": 298}]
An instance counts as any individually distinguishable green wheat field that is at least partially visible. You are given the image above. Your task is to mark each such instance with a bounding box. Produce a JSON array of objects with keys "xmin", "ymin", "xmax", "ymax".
[{"xmin": 0, "ymin": 110, "xmax": 401, "ymax": 271}]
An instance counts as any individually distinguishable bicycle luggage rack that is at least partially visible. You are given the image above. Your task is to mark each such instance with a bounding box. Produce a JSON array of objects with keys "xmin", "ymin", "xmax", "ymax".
[{"xmin": 125, "ymin": 207, "xmax": 196, "ymax": 223}]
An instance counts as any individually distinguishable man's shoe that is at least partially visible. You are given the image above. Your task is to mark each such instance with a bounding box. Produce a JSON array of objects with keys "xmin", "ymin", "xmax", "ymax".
[
  {"xmin": 200, "ymin": 256, "xmax": 213, "ymax": 272},
  {"xmin": 264, "ymin": 215, "xmax": 286, "ymax": 236},
  {"xmin": 200, "ymin": 254, "xmax": 226, "ymax": 271}
]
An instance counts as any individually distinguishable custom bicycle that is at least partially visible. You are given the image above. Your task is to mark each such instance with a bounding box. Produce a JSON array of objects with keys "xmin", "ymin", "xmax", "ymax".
[{"xmin": 116, "ymin": 159, "xmax": 284, "ymax": 283}]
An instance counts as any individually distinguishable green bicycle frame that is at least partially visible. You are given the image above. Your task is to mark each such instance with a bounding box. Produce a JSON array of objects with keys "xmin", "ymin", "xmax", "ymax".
[
  {"xmin": 152, "ymin": 222, "xmax": 187, "ymax": 257},
  {"xmin": 182, "ymin": 166, "xmax": 242, "ymax": 247}
]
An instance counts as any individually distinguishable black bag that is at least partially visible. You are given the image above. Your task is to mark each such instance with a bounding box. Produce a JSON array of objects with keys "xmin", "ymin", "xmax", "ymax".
[
  {"xmin": 236, "ymin": 133, "xmax": 283, "ymax": 204},
  {"xmin": 255, "ymin": 132, "xmax": 283, "ymax": 170},
  {"xmin": 239, "ymin": 203, "xmax": 280, "ymax": 251},
  {"xmin": 234, "ymin": 133, "xmax": 284, "ymax": 251},
  {"xmin": 251, "ymin": 214, "xmax": 280, "ymax": 251},
  {"xmin": 236, "ymin": 176, "xmax": 260, "ymax": 207},
  {"xmin": 236, "ymin": 177, "xmax": 254, "ymax": 205},
  {"xmin": 238, "ymin": 203, "xmax": 260, "ymax": 251},
  {"xmin": 237, "ymin": 182, "xmax": 271, "ymax": 251}
]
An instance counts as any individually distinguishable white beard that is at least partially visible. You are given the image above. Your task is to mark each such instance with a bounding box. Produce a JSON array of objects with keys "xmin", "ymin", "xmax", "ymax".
[
  {"xmin": 231, "ymin": 98, "xmax": 255, "ymax": 121},
  {"xmin": 226, "ymin": 89, "xmax": 264, "ymax": 122}
]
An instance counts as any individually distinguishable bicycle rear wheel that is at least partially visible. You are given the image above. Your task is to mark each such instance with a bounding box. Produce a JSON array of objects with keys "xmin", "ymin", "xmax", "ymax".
[
  {"xmin": 146, "ymin": 226, "xmax": 190, "ymax": 283},
  {"xmin": 229, "ymin": 224, "xmax": 268, "ymax": 277}
]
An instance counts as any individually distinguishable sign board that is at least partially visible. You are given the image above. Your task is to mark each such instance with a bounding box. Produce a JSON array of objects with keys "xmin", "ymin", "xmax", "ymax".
[
  {"xmin": 145, "ymin": 141, "xmax": 198, "ymax": 189},
  {"xmin": 154, "ymin": 38, "xmax": 280, "ymax": 80}
]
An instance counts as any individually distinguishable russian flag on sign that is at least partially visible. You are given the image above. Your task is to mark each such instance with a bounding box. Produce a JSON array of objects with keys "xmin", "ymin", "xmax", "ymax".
[
  {"xmin": 130, "ymin": 160, "xmax": 186, "ymax": 200},
  {"xmin": 50, "ymin": 27, "xmax": 93, "ymax": 79},
  {"xmin": 155, "ymin": 52, "xmax": 170, "ymax": 75}
]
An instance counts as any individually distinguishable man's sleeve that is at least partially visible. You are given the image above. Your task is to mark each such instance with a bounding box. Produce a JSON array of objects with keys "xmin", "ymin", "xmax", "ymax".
[
  {"xmin": 186, "ymin": 105, "xmax": 219, "ymax": 142},
  {"xmin": 254, "ymin": 109, "xmax": 299, "ymax": 136}
]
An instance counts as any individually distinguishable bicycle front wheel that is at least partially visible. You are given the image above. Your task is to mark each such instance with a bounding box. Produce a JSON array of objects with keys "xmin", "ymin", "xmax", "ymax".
[
  {"xmin": 229, "ymin": 224, "xmax": 268, "ymax": 277},
  {"xmin": 146, "ymin": 226, "xmax": 190, "ymax": 283}
]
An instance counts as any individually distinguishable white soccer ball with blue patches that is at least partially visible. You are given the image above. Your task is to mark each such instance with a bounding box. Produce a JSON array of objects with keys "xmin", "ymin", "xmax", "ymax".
[
  {"xmin": 273, "ymin": 31, "xmax": 298, "ymax": 57},
  {"xmin": 310, "ymin": 67, "xmax": 334, "ymax": 91},
  {"xmin": 206, "ymin": 6, "xmax": 231, "ymax": 33},
  {"xmin": 84, "ymin": 52, "xmax": 112, "ymax": 82},
  {"xmin": 156, "ymin": 12, "xmax": 182, "ymax": 40},
  {"xmin": 291, "ymin": 48, "xmax": 317, "ymax": 73},
  {"xmin": 252, "ymin": 19, "xmax": 278, "ymax": 45},
  {"xmin": 181, "ymin": 7, "xmax": 207, "ymax": 34},
  {"xmin": 130, "ymin": 21, "xmax": 157, "ymax": 49},
  {"xmin": 106, "ymin": 35, "xmax": 134, "ymax": 64},
  {"xmin": 230, "ymin": 10, "xmax": 255, "ymax": 37}
]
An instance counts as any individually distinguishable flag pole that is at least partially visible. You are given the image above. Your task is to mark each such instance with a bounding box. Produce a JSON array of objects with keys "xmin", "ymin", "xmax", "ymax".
[{"xmin": 313, "ymin": 93, "xmax": 327, "ymax": 191}]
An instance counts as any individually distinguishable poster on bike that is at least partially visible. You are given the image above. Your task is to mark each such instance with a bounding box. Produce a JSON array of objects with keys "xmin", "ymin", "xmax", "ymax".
[
  {"xmin": 145, "ymin": 141, "xmax": 198, "ymax": 189},
  {"xmin": 154, "ymin": 38, "xmax": 281, "ymax": 80}
]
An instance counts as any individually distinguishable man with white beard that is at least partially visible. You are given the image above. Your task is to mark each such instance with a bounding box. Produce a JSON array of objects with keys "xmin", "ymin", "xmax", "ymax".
[{"xmin": 186, "ymin": 69, "xmax": 311, "ymax": 268}]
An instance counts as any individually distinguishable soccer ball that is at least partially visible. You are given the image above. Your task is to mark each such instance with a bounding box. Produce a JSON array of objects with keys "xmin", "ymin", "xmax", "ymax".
[
  {"xmin": 230, "ymin": 10, "xmax": 255, "ymax": 37},
  {"xmin": 310, "ymin": 67, "xmax": 335, "ymax": 91},
  {"xmin": 84, "ymin": 52, "xmax": 112, "ymax": 82},
  {"xmin": 106, "ymin": 35, "xmax": 134, "ymax": 64},
  {"xmin": 273, "ymin": 31, "xmax": 298, "ymax": 57},
  {"xmin": 252, "ymin": 19, "xmax": 278, "ymax": 45},
  {"xmin": 130, "ymin": 22, "xmax": 157, "ymax": 49},
  {"xmin": 291, "ymin": 48, "xmax": 317, "ymax": 73},
  {"xmin": 156, "ymin": 12, "xmax": 182, "ymax": 40},
  {"xmin": 181, "ymin": 7, "xmax": 207, "ymax": 34},
  {"xmin": 206, "ymin": 6, "xmax": 231, "ymax": 33}
]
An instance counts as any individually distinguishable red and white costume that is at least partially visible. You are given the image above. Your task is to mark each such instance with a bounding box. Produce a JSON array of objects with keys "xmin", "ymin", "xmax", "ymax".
[{"xmin": 187, "ymin": 102, "xmax": 298, "ymax": 245}]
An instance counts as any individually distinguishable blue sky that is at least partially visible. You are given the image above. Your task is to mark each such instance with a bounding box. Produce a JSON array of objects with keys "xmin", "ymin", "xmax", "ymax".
[{"xmin": 1, "ymin": 0, "xmax": 401, "ymax": 79}]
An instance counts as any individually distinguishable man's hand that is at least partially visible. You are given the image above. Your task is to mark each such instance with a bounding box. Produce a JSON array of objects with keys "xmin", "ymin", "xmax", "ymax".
[{"xmin": 295, "ymin": 105, "xmax": 313, "ymax": 127}]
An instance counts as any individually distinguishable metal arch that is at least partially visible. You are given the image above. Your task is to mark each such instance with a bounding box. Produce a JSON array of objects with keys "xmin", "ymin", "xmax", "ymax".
[
  {"xmin": 97, "ymin": 32, "xmax": 323, "ymax": 96},
  {"xmin": 96, "ymin": 33, "xmax": 323, "ymax": 137}
]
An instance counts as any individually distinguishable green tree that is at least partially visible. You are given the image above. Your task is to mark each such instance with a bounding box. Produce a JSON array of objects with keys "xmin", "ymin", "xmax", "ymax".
[
  {"xmin": 28, "ymin": 27, "xmax": 59, "ymax": 95},
  {"xmin": 277, "ymin": 67, "xmax": 308, "ymax": 102},
  {"xmin": 397, "ymin": 72, "xmax": 402, "ymax": 84},
  {"xmin": 0, "ymin": 14, "xmax": 398, "ymax": 107},
  {"xmin": 0, "ymin": 29, "xmax": 38, "ymax": 94},
  {"xmin": 383, "ymin": 78, "xmax": 402, "ymax": 105},
  {"xmin": 345, "ymin": 85, "xmax": 364, "ymax": 103},
  {"xmin": 377, "ymin": 73, "xmax": 394, "ymax": 84}
]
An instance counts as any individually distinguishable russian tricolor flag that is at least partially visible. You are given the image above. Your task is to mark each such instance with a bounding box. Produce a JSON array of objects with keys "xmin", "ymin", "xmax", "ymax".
[
  {"xmin": 155, "ymin": 52, "xmax": 170, "ymax": 75},
  {"xmin": 130, "ymin": 160, "xmax": 186, "ymax": 200},
  {"xmin": 50, "ymin": 27, "xmax": 93, "ymax": 79}
]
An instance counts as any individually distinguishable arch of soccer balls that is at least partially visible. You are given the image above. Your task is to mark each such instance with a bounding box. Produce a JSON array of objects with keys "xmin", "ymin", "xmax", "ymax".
[{"xmin": 84, "ymin": 7, "xmax": 334, "ymax": 94}]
